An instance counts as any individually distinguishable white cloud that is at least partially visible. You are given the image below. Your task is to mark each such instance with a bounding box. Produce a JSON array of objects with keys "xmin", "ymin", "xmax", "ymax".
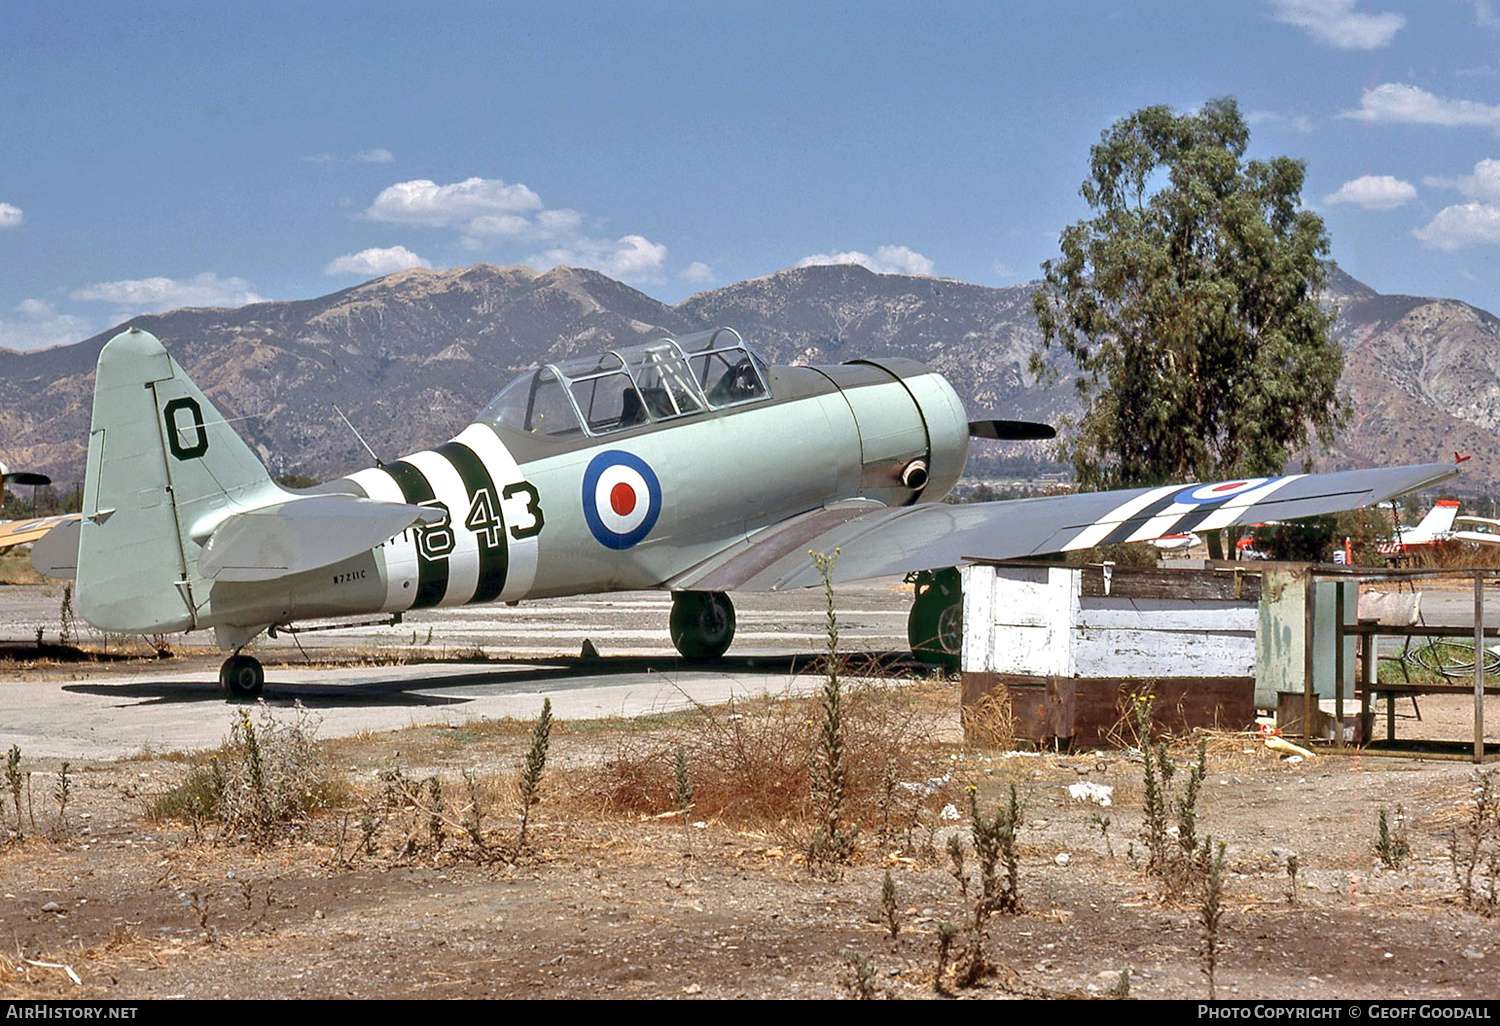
[
  {"xmin": 366, "ymin": 177, "xmax": 543, "ymax": 229},
  {"xmin": 1413, "ymin": 203, "xmax": 1500, "ymax": 249},
  {"xmin": 1476, "ymin": 0, "xmax": 1500, "ymax": 29},
  {"xmin": 1322, "ymin": 174, "xmax": 1417, "ymax": 209},
  {"xmin": 992, "ymin": 261, "xmax": 1016, "ymax": 280},
  {"xmin": 0, "ymin": 299, "xmax": 93, "ymax": 352},
  {"xmin": 356, "ymin": 148, "xmax": 395, "ymax": 164},
  {"xmin": 324, "ymin": 245, "xmax": 432, "ymax": 277},
  {"xmin": 1267, "ymin": 0, "xmax": 1404, "ymax": 49},
  {"xmin": 682, "ymin": 261, "xmax": 715, "ymax": 284},
  {"xmin": 1458, "ymin": 158, "xmax": 1500, "ymax": 202},
  {"xmin": 530, "ymin": 234, "xmax": 669, "ymax": 285},
  {"xmin": 1342, "ymin": 83, "xmax": 1500, "ymax": 132},
  {"xmin": 70, "ymin": 272, "xmax": 264, "ymax": 312},
  {"xmin": 363, "ymin": 176, "xmax": 674, "ymax": 284},
  {"xmin": 797, "ymin": 245, "xmax": 935, "ymax": 277},
  {"xmin": 0, "ymin": 203, "xmax": 22, "ymax": 229}
]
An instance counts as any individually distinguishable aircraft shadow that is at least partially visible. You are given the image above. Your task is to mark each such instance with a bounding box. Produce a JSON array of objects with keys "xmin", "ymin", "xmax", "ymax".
[{"xmin": 60, "ymin": 651, "xmax": 922, "ymax": 710}]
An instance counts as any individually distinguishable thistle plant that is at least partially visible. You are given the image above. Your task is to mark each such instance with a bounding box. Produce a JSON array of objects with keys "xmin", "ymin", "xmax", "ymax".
[
  {"xmin": 1201, "ymin": 839, "xmax": 1228, "ymax": 1000},
  {"xmin": 880, "ymin": 869, "xmax": 900, "ymax": 939},
  {"xmin": 5, "ymin": 746, "xmax": 22, "ymax": 836},
  {"xmin": 514, "ymin": 697, "xmax": 553, "ymax": 858},
  {"xmin": 806, "ymin": 550, "xmax": 857, "ymax": 870},
  {"xmin": 673, "ymin": 745, "xmax": 694, "ymax": 861}
]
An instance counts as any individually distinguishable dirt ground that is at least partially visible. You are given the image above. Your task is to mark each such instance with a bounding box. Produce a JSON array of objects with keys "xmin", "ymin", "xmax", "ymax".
[{"xmin": 0, "ymin": 649, "xmax": 1496, "ymax": 1003}]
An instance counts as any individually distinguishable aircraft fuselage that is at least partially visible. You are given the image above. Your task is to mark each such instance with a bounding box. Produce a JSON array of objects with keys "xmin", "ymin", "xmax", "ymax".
[{"xmin": 201, "ymin": 358, "xmax": 968, "ymax": 642}]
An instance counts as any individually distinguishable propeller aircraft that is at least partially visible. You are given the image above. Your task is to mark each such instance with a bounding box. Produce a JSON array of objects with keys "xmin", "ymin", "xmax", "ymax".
[
  {"xmin": 0, "ymin": 464, "xmax": 78, "ymax": 553},
  {"xmin": 30, "ymin": 326, "xmax": 1459, "ymax": 697}
]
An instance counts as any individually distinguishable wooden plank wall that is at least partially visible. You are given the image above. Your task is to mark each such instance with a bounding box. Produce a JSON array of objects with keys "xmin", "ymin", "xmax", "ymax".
[{"xmin": 962, "ymin": 672, "xmax": 1256, "ymax": 749}]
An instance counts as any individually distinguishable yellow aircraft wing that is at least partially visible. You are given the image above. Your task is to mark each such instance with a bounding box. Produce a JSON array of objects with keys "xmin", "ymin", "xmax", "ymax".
[{"xmin": 0, "ymin": 513, "xmax": 80, "ymax": 552}]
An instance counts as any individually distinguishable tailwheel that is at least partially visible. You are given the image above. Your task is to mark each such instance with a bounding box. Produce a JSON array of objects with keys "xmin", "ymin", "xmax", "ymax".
[
  {"xmin": 908, "ymin": 567, "xmax": 962, "ymax": 671},
  {"xmin": 219, "ymin": 653, "xmax": 264, "ymax": 699},
  {"xmin": 670, "ymin": 591, "xmax": 736, "ymax": 661}
]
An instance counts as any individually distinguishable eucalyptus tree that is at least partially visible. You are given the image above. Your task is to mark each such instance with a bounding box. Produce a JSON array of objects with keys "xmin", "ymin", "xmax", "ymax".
[{"xmin": 1033, "ymin": 97, "xmax": 1345, "ymax": 539}]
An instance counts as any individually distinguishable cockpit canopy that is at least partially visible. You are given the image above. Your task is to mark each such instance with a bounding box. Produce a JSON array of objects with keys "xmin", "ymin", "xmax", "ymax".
[{"xmin": 480, "ymin": 328, "xmax": 770, "ymax": 438}]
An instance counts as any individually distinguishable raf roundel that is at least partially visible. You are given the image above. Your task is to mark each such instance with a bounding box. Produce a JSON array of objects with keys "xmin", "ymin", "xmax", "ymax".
[
  {"xmin": 582, "ymin": 451, "xmax": 663, "ymax": 550},
  {"xmin": 1174, "ymin": 477, "xmax": 1276, "ymax": 505}
]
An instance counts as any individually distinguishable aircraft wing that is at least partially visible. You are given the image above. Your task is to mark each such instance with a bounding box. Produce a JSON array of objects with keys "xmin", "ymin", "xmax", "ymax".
[
  {"xmin": 0, "ymin": 513, "xmax": 80, "ymax": 552},
  {"xmin": 668, "ymin": 462, "xmax": 1459, "ymax": 592}
]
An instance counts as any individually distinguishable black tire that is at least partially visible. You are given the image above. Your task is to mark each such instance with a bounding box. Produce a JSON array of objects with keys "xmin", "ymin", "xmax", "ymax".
[
  {"xmin": 219, "ymin": 654, "xmax": 265, "ymax": 699},
  {"xmin": 908, "ymin": 568, "xmax": 962, "ymax": 670},
  {"xmin": 670, "ymin": 591, "xmax": 736, "ymax": 661}
]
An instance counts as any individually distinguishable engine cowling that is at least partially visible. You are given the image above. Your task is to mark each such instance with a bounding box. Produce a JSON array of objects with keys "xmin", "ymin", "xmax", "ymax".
[{"xmin": 818, "ymin": 357, "xmax": 969, "ymax": 506}]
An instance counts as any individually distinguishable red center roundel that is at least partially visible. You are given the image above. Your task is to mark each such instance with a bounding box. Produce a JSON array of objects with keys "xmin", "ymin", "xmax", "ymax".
[
  {"xmin": 1175, "ymin": 476, "xmax": 1275, "ymax": 504},
  {"xmin": 610, "ymin": 481, "xmax": 637, "ymax": 516}
]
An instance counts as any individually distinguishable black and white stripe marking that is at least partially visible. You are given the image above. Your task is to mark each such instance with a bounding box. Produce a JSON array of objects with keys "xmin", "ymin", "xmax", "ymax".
[
  {"xmin": 1062, "ymin": 476, "xmax": 1302, "ymax": 552},
  {"xmin": 348, "ymin": 423, "xmax": 540, "ymax": 610}
]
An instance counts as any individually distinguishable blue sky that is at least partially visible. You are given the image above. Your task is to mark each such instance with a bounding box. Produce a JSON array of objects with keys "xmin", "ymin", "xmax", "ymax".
[{"xmin": 3, "ymin": 0, "xmax": 1499, "ymax": 351}]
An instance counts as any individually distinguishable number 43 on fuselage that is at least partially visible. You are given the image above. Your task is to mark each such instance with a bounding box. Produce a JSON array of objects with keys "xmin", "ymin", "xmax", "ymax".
[{"xmin": 32, "ymin": 327, "xmax": 1458, "ymax": 698}]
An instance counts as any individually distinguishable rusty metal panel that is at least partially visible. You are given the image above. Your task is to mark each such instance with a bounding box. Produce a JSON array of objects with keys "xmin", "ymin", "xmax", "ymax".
[{"xmin": 962, "ymin": 671, "xmax": 1254, "ymax": 748}]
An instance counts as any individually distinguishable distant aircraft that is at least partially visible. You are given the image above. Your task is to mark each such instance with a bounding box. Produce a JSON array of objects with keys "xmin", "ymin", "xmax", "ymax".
[
  {"xmin": 1378, "ymin": 500, "xmax": 1461, "ymax": 555},
  {"xmin": 1448, "ymin": 515, "xmax": 1500, "ymax": 547},
  {"xmin": 1148, "ymin": 532, "xmax": 1201, "ymax": 552},
  {"xmin": 0, "ymin": 463, "xmax": 78, "ymax": 554},
  {"xmin": 31, "ymin": 327, "xmax": 1459, "ymax": 696}
]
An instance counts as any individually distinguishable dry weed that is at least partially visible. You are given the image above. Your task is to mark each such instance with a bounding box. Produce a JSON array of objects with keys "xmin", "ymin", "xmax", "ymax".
[
  {"xmin": 576, "ymin": 675, "xmax": 951, "ymax": 837},
  {"xmin": 962, "ymin": 686, "xmax": 1014, "ymax": 751}
]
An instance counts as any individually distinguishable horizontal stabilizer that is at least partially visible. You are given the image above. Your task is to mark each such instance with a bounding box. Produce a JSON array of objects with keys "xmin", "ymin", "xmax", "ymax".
[
  {"xmin": 969, "ymin": 419, "xmax": 1056, "ymax": 441},
  {"xmin": 29, "ymin": 517, "xmax": 81, "ymax": 579},
  {"xmin": 199, "ymin": 495, "xmax": 444, "ymax": 582}
]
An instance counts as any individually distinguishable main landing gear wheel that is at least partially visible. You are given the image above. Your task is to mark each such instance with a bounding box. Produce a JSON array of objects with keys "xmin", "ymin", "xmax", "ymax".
[
  {"xmin": 219, "ymin": 653, "xmax": 264, "ymax": 699},
  {"xmin": 908, "ymin": 567, "xmax": 962, "ymax": 671},
  {"xmin": 670, "ymin": 591, "xmax": 736, "ymax": 661}
]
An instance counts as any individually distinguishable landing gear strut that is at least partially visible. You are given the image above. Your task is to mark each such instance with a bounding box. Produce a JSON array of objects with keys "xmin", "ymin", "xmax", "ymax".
[
  {"xmin": 219, "ymin": 652, "xmax": 264, "ymax": 699},
  {"xmin": 670, "ymin": 591, "xmax": 736, "ymax": 660},
  {"xmin": 908, "ymin": 568, "xmax": 962, "ymax": 671}
]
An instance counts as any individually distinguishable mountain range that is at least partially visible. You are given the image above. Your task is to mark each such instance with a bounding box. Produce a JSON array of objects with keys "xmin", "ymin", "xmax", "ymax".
[{"xmin": 2, "ymin": 262, "xmax": 1497, "ymax": 493}]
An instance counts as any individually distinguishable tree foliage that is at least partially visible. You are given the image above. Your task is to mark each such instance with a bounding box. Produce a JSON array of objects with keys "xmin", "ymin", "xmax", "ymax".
[{"xmin": 1032, "ymin": 97, "xmax": 1345, "ymax": 492}]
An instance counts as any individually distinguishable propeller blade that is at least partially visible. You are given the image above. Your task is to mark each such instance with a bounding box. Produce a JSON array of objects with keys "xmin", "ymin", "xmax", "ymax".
[
  {"xmin": 1, "ymin": 472, "xmax": 51, "ymax": 486},
  {"xmin": 968, "ymin": 419, "xmax": 1056, "ymax": 441}
]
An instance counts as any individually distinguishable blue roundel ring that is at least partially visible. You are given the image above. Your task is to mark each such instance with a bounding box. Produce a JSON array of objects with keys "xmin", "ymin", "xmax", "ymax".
[
  {"xmin": 1173, "ymin": 477, "xmax": 1275, "ymax": 506},
  {"xmin": 582, "ymin": 450, "xmax": 662, "ymax": 550}
]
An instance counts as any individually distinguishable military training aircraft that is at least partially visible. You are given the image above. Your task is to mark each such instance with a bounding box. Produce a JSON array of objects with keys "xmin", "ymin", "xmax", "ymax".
[
  {"xmin": 29, "ymin": 326, "xmax": 1459, "ymax": 697},
  {"xmin": 0, "ymin": 463, "xmax": 78, "ymax": 553}
]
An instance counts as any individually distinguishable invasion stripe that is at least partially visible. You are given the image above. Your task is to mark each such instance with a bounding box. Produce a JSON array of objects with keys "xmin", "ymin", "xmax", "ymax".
[
  {"xmin": 384, "ymin": 460, "xmax": 450, "ymax": 609},
  {"xmin": 346, "ymin": 466, "xmax": 419, "ymax": 613},
  {"xmin": 1121, "ymin": 501, "xmax": 1200, "ymax": 544},
  {"xmin": 1096, "ymin": 490, "xmax": 1193, "ymax": 547},
  {"xmin": 1061, "ymin": 485, "xmax": 1179, "ymax": 551},
  {"xmin": 453, "ymin": 423, "xmax": 540, "ymax": 602},
  {"xmin": 434, "ymin": 441, "xmax": 510, "ymax": 604}
]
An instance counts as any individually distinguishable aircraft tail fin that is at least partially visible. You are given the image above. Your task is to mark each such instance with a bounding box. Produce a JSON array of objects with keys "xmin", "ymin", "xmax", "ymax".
[
  {"xmin": 1407, "ymin": 499, "xmax": 1460, "ymax": 542},
  {"xmin": 1394, "ymin": 498, "xmax": 1461, "ymax": 548},
  {"xmin": 77, "ymin": 328, "xmax": 283, "ymax": 632}
]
